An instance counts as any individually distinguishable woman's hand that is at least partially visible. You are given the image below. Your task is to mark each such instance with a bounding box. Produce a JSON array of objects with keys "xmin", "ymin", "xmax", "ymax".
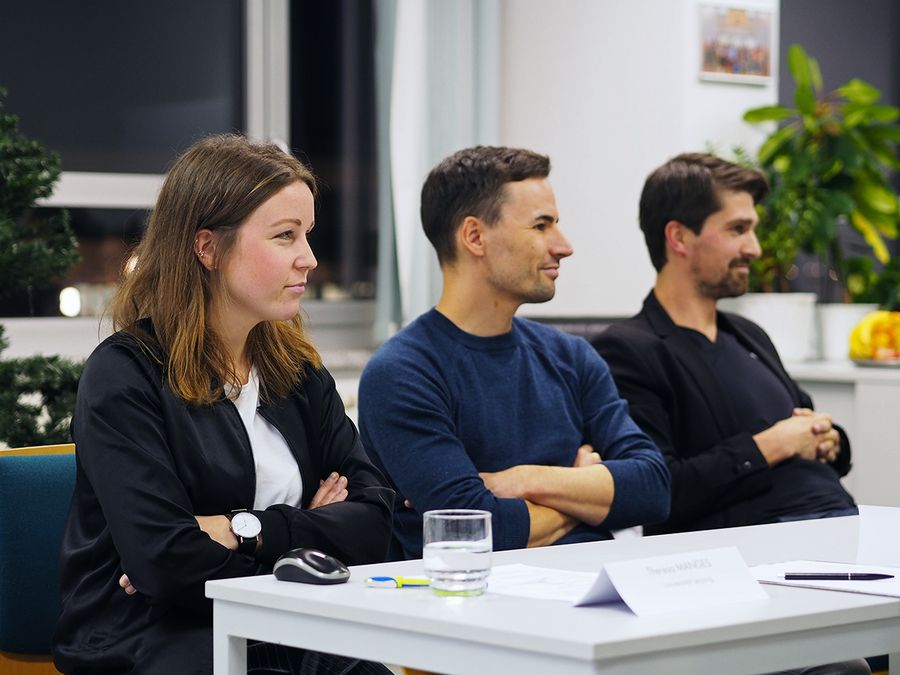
[
  {"xmin": 119, "ymin": 573, "xmax": 137, "ymax": 596},
  {"xmin": 196, "ymin": 515, "xmax": 238, "ymax": 550},
  {"xmin": 309, "ymin": 472, "xmax": 348, "ymax": 509}
]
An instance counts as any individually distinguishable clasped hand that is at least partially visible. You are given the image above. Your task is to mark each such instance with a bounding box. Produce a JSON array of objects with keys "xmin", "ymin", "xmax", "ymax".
[
  {"xmin": 755, "ymin": 408, "xmax": 841, "ymax": 466},
  {"xmin": 790, "ymin": 407, "xmax": 840, "ymax": 463}
]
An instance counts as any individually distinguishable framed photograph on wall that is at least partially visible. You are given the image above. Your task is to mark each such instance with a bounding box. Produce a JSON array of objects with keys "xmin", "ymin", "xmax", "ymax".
[{"xmin": 699, "ymin": 5, "xmax": 773, "ymax": 85}]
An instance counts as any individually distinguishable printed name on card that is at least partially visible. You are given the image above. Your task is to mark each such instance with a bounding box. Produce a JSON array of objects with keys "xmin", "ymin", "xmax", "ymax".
[{"xmin": 575, "ymin": 546, "xmax": 767, "ymax": 616}]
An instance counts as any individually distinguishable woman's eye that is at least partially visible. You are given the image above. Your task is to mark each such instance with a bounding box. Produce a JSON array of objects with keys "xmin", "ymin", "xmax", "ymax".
[{"xmin": 277, "ymin": 230, "xmax": 295, "ymax": 240}]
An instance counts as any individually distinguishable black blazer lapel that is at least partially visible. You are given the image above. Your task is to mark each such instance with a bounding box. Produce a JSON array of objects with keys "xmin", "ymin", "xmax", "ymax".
[
  {"xmin": 641, "ymin": 292, "xmax": 743, "ymax": 437},
  {"xmin": 719, "ymin": 312, "xmax": 801, "ymax": 402}
]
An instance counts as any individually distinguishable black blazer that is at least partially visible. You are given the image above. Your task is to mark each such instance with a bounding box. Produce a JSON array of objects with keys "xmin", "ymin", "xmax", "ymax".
[
  {"xmin": 54, "ymin": 328, "xmax": 394, "ymax": 674},
  {"xmin": 593, "ymin": 291, "xmax": 851, "ymax": 535}
]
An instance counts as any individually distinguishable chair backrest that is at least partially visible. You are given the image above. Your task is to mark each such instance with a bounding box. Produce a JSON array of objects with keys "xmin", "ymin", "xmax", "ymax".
[{"xmin": 0, "ymin": 444, "xmax": 76, "ymax": 655}]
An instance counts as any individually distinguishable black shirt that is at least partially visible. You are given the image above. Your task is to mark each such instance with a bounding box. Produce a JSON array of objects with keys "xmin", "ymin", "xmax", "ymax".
[{"xmin": 680, "ymin": 321, "xmax": 855, "ymax": 522}]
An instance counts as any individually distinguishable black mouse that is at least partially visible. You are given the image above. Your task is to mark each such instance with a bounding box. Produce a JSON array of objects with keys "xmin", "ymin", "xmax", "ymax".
[{"xmin": 273, "ymin": 548, "xmax": 351, "ymax": 584}]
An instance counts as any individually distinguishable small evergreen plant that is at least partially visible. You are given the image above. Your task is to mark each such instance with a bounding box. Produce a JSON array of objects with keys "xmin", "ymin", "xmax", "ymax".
[{"xmin": 0, "ymin": 87, "xmax": 83, "ymax": 446}]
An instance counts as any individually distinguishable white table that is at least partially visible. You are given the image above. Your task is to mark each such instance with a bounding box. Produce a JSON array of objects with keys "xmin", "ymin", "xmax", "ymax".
[{"xmin": 207, "ymin": 517, "xmax": 900, "ymax": 675}]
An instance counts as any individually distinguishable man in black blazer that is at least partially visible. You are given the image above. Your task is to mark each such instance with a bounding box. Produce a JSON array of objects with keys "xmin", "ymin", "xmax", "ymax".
[{"xmin": 594, "ymin": 153, "xmax": 857, "ymax": 537}]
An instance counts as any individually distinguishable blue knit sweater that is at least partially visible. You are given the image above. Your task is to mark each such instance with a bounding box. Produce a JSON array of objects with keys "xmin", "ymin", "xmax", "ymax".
[{"xmin": 359, "ymin": 309, "xmax": 670, "ymax": 559}]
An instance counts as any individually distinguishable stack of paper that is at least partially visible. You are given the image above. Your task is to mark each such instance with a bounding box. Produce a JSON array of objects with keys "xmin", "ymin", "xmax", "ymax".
[
  {"xmin": 751, "ymin": 560, "xmax": 900, "ymax": 598},
  {"xmin": 751, "ymin": 505, "xmax": 900, "ymax": 598}
]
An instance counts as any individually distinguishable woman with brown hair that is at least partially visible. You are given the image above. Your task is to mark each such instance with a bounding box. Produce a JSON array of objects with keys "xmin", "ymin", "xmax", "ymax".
[{"xmin": 53, "ymin": 134, "xmax": 394, "ymax": 674}]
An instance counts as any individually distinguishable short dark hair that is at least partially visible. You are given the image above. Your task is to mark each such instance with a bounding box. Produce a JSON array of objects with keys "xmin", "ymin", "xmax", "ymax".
[
  {"xmin": 639, "ymin": 152, "xmax": 769, "ymax": 271},
  {"xmin": 420, "ymin": 146, "xmax": 551, "ymax": 265}
]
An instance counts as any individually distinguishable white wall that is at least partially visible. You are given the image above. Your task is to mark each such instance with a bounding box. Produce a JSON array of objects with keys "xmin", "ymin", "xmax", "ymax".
[{"xmin": 500, "ymin": 0, "xmax": 779, "ymax": 317}]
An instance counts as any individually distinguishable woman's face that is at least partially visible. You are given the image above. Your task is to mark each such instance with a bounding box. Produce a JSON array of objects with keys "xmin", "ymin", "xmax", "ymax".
[{"xmin": 214, "ymin": 180, "xmax": 317, "ymax": 330}]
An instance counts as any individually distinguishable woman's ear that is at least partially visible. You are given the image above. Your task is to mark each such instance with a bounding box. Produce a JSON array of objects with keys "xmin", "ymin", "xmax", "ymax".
[{"xmin": 194, "ymin": 229, "xmax": 217, "ymax": 271}]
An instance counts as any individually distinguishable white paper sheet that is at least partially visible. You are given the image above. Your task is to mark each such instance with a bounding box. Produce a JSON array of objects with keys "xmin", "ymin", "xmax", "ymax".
[
  {"xmin": 487, "ymin": 564, "xmax": 612, "ymax": 603},
  {"xmin": 751, "ymin": 559, "xmax": 900, "ymax": 598}
]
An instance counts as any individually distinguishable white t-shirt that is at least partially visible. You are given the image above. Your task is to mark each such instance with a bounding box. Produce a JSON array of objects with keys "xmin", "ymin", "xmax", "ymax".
[{"xmin": 227, "ymin": 367, "xmax": 303, "ymax": 510}]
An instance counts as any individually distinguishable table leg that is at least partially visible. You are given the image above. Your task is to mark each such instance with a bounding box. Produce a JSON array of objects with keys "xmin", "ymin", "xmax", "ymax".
[{"xmin": 213, "ymin": 629, "xmax": 246, "ymax": 675}]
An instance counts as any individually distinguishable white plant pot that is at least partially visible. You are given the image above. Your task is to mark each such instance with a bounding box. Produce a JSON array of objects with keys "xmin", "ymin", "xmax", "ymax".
[
  {"xmin": 718, "ymin": 293, "xmax": 818, "ymax": 362},
  {"xmin": 817, "ymin": 303, "xmax": 879, "ymax": 361}
]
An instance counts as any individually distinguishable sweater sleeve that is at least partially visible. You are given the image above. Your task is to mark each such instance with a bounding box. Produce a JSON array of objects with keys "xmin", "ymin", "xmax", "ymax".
[
  {"xmin": 359, "ymin": 345, "xmax": 530, "ymax": 554},
  {"xmin": 256, "ymin": 367, "xmax": 395, "ymax": 567},
  {"xmin": 577, "ymin": 341, "xmax": 671, "ymax": 529},
  {"xmin": 72, "ymin": 345, "xmax": 263, "ymax": 612}
]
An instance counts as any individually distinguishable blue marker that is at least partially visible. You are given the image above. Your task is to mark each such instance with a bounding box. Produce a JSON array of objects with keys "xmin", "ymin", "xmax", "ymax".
[{"xmin": 366, "ymin": 576, "xmax": 429, "ymax": 588}]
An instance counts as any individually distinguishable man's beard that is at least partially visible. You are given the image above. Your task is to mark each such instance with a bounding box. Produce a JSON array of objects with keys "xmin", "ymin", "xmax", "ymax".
[{"xmin": 695, "ymin": 259, "xmax": 752, "ymax": 299}]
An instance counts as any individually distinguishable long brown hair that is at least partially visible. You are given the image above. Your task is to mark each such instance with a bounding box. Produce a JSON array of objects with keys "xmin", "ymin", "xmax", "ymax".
[{"xmin": 109, "ymin": 134, "xmax": 322, "ymax": 405}]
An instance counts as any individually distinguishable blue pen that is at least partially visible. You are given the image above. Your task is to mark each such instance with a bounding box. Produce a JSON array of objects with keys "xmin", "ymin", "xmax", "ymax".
[{"xmin": 366, "ymin": 576, "xmax": 429, "ymax": 588}]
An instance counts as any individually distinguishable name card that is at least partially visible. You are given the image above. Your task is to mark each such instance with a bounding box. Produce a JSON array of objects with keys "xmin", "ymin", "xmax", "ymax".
[
  {"xmin": 858, "ymin": 505, "xmax": 900, "ymax": 568},
  {"xmin": 575, "ymin": 546, "xmax": 767, "ymax": 616}
]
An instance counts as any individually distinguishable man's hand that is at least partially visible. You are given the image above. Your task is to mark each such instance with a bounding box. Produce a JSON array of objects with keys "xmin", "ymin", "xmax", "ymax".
[
  {"xmin": 309, "ymin": 472, "xmax": 349, "ymax": 509},
  {"xmin": 792, "ymin": 408, "xmax": 841, "ymax": 463},
  {"xmin": 754, "ymin": 411, "xmax": 840, "ymax": 465},
  {"xmin": 479, "ymin": 444, "xmax": 614, "ymax": 527},
  {"xmin": 479, "ymin": 444, "xmax": 601, "ymax": 498},
  {"xmin": 573, "ymin": 444, "xmax": 601, "ymax": 467},
  {"xmin": 479, "ymin": 465, "xmax": 527, "ymax": 499}
]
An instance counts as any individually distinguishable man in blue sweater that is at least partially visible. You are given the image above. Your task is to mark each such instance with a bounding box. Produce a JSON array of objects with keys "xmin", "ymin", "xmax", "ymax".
[{"xmin": 358, "ymin": 146, "xmax": 670, "ymax": 559}]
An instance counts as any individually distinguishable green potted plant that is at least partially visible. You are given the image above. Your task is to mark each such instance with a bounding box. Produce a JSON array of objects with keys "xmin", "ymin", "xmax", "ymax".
[
  {"xmin": 0, "ymin": 87, "xmax": 83, "ymax": 446},
  {"xmin": 711, "ymin": 146, "xmax": 818, "ymax": 362},
  {"xmin": 742, "ymin": 44, "xmax": 900, "ymax": 360}
]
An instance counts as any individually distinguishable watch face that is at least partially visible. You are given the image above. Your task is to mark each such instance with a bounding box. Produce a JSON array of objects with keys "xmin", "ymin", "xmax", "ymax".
[{"xmin": 231, "ymin": 511, "xmax": 262, "ymax": 538}]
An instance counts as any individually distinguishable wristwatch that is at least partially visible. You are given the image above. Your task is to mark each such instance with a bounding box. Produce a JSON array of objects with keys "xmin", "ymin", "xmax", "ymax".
[{"xmin": 228, "ymin": 509, "xmax": 262, "ymax": 556}]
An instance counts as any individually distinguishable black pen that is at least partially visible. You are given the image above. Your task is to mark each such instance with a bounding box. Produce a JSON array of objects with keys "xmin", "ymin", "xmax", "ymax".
[{"xmin": 784, "ymin": 572, "xmax": 894, "ymax": 581}]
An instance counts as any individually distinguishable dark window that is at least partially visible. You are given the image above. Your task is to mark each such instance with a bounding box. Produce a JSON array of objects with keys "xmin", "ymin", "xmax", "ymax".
[
  {"xmin": 0, "ymin": 0, "xmax": 244, "ymax": 174},
  {"xmin": 290, "ymin": 0, "xmax": 378, "ymax": 300},
  {"xmin": 0, "ymin": 1, "xmax": 378, "ymax": 316}
]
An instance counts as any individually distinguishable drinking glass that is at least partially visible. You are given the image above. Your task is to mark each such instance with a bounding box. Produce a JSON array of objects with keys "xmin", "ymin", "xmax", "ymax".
[{"xmin": 422, "ymin": 509, "xmax": 492, "ymax": 597}]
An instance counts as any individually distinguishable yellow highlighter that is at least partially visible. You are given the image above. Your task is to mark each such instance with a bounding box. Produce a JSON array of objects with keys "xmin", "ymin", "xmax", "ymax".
[{"xmin": 366, "ymin": 576, "xmax": 429, "ymax": 588}]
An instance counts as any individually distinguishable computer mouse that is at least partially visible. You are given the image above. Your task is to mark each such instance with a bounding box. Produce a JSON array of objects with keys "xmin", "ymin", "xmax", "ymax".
[{"xmin": 273, "ymin": 547, "xmax": 351, "ymax": 585}]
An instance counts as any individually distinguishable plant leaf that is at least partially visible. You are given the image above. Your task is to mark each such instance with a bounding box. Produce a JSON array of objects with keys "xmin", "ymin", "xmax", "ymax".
[
  {"xmin": 851, "ymin": 210, "xmax": 891, "ymax": 263},
  {"xmin": 856, "ymin": 201, "xmax": 899, "ymax": 238},
  {"xmin": 809, "ymin": 57, "xmax": 823, "ymax": 95},
  {"xmin": 863, "ymin": 124, "xmax": 900, "ymax": 143},
  {"xmin": 787, "ymin": 44, "xmax": 811, "ymax": 89},
  {"xmin": 743, "ymin": 106, "xmax": 795, "ymax": 124},
  {"xmin": 855, "ymin": 180, "xmax": 899, "ymax": 216},
  {"xmin": 795, "ymin": 83, "xmax": 816, "ymax": 115},
  {"xmin": 845, "ymin": 104, "xmax": 900, "ymax": 124},
  {"xmin": 837, "ymin": 78, "xmax": 881, "ymax": 105},
  {"xmin": 871, "ymin": 105, "xmax": 900, "ymax": 123},
  {"xmin": 757, "ymin": 124, "xmax": 797, "ymax": 165}
]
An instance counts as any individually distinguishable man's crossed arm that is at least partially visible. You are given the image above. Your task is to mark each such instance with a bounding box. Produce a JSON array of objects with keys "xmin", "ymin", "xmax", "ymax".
[{"xmin": 479, "ymin": 445, "xmax": 615, "ymax": 547}]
